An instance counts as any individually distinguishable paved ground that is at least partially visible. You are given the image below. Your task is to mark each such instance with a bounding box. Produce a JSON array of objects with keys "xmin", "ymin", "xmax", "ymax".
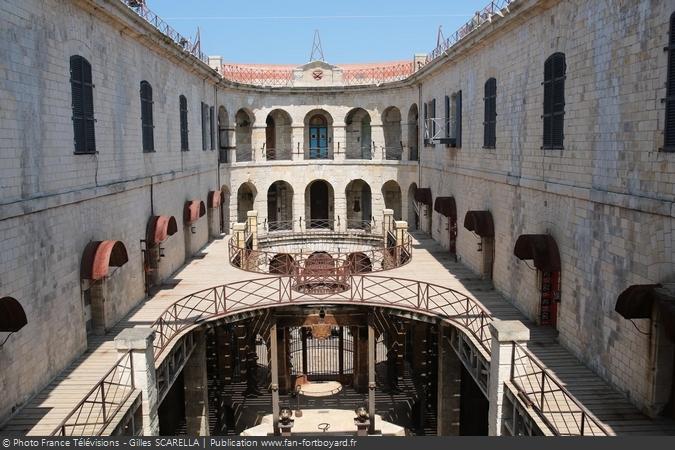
[{"xmin": 2, "ymin": 232, "xmax": 674, "ymax": 436}]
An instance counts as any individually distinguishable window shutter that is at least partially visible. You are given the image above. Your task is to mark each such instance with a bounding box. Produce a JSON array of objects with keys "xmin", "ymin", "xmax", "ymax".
[
  {"xmin": 484, "ymin": 78, "xmax": 496, "ymax": 148},
  {"xmin": 140, "ymin": 81, "xmax": 154, "ymax": 152},
  {"xmin": 180, "ymin": 95, "xmax": 189, "ymax": 151},
  {"xmin": 209, "ymin": 106, "xmax": 215, "ymax": 150},
  {"xmin": 70, "ymin": 55, "xmax": 95, "ymax": 154},
  {"xmin": 445, "ymin": 95, "xmax": 450, "ymax": 139},
  {"xmin": 431, "ymin": 98, "xmax": 436, "ymax": 138},
  {"xmin": 543, "ymin": 53, "xmax": 565, "ymax": 149},
  {"xmin": 201, "ymin": 102, "xmax": 207, "ymax": 151},
  {"xmin": 455, "ymin": 90, "xmax": 462, "ymax": 148},
  {"xmin": 423, "ymin": 102, "xmax": 429, "ymax": 144},
  {"xmin": 664, "ymin": 14, "xmax": 675, "ymax": 151}
]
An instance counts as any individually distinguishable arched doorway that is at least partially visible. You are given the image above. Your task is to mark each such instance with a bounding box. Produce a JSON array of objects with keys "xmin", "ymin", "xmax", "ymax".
[
  {"xmin": 237, "ymin": 182, "xmax": 257, "ymax": 222},
  {"xmin": 267, "ymin": 181, "xmax": 293, "ymax": 230},
  {"xmin": 305, "ymin": 180, "xmax": 334, "ymax": 229},
  {"xmin": 345, "ymin": 179, "xmax": 372, "ymax": 230},
  {"xmin": 345, "ymin": 108, "xmax": 372, "ymax": 159},
  {"xmin": 407, "ymin": 183, "xmax": 419, "ymax": 230},
  {"xmin": 265, "ymin": 109, "xmax": 292, "ymax": 160},
  {"xmin": 383, "ymin": 106, "xmax": 402, "ymax": 160},
  {"xmin": 235, "ymin": 109, "xmax": 253, "ymax": 162},
  {"xmin": 304, "ymin": 110, "xmax": 333, "ymax": 160},
  {"xmin": 382, "ymin": 180, "xmax": 402, "ymax": 220},
  {"xmin": 407, "ymin": 104, "xmax": 419, "ymax": 161}
]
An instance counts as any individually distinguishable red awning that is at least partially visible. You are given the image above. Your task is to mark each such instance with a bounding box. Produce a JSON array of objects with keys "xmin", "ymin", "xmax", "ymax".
[
  {"xmin": 513, "ymin": 234, "xmax": 560, "ymax": 272},
  {"xmin": 434, "ymin": 197, "xmax": 456, "ymax": 219},
  {"xmin": 0, "ymin": 297, "xmax": 27, "ymax": 333},
  {"xmin": 81, "ymin": 240, "xmax": 129, "ymax": 281},
  {"xmin": 208, "ymin": 190, "xmax": 222, "ymax": 208},
  {"xmin": 414, "ymin": 188, "xmax": 432, "ymax": 206},
  {"xmin": 148, "ymin": 215, "xmax": 178, "ymax": 245},
  {"xmin": 616, "ymin": 284, "xmax": 675, "ymax": 340},
  {"xmin": 184, "ymin": 200, "xmax": 206, "ymax": 224},
  {"xmin": 464, "ymin": 210, "xmax": 494, "ymax": 237}
]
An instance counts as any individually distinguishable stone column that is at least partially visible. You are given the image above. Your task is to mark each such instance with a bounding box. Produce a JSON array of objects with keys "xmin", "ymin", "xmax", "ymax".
[
  {"xmin": 246, "ymin": 210, "xmax": 258, "ymax": 250},
  {"xmin": 382, "ymin": 209, "xmax": 394, "ymax": 237},
  {"xmin": 229, "ymin": 127, "xmax": 238, "ymax": 163},
  {"xmin": 352, "ymin": 327, "xmax": 368, "ymax": 393},
  {"xmin": 400, "ymin": 120, "xmax": 409, "ymax": 162},
  {"xmin": 232, "ymin": 223, "xmax": 246, "ymax": 248},
  {"xmin": 251, "ymin": 125, "xmax": 266, "ymax": 162},
  {"xmin": 184, "ymin": 330, "xmax": 210, "ymax": 436},
  {"xmin": 334, "ymin": 190, "xmax": 347, "ymax": 232},
  {"xmin": 370, "ymin": 121, "xmax": 384, "ymax": 161},
  {"xmin": 291, "ymin": 125, "xmax": 304, "ymax": 161},
  {"xmin": 114, "ymin": 328, "xmax": 159, "ymax": 436},
  {"xmin": 394, "ymin": 220, "xmax": 409, "ymax": 265},
  {"xmin": 487, "ymin": 320, "xmax": 530, "ymax": 436},
  {"xmin": 333, "ymin": 123, "xmax": 346, "ymax": 161},
  {"xmin": 437, "ymin": 323, "xmax": 461, "ymax": 436},
  {"xmin": 277, "ymin": 327, "xmax": 292, "ymax": 394}
]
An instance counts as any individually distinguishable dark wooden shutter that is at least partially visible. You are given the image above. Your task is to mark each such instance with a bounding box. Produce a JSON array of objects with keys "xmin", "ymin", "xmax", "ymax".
[
  {"xmin": 180, "ymin": 95, "xmax": 189, "ymax": 151},
  {"xmin": 543, "ymin": 53, "xmax": 565, "ymax": 149},
  {"xmin": 70, "ymin": 55, "xmax": 95, "ymax": 154},
  {"xmin": 140, "ymin": 81, "xmax": 154, "ymax": 152},
  {"xmin": 445, "ymin": 95, "xmax": 451, "ymax": 139},
  {"xmin": 455, "ymin": 90, "xmax": 462, "ymax": 148},
  {"xmin": 201, "ymin": 102, "xmax": 207, "ymax": 151},
  {"xmin": 431, "ymin": 98, "xmax": 437, "ymax": 138},
  {"xmin": 209, "ymin": 106, "xmax": 215, "ymax": 150},
  {"xmin": 664, "ymin": 14, "xmax": 675, "ymax": 151},
  {"xmin": 423, "ymin": 102, "xmax": 429, "ymax": 145},
  {"xmin": 484, "ymin": 78, "xmax": 497, "ymax": 148}
]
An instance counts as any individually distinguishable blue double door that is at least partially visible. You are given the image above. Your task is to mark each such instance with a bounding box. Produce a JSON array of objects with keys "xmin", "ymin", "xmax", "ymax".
[{"xmin": 309, "ymin": 126, "xmax": 328, "ymax": 159}]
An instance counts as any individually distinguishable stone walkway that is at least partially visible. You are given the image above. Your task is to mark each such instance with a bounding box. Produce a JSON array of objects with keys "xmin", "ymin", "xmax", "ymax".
[{"xmin": 2, "ymin": 232, "xmax": 674, "ymax": 435}]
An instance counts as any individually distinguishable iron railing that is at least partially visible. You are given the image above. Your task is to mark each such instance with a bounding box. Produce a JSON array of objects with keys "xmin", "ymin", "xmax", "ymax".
[
  {"xmin": 511, "ymin": 342, "xmax": 611, "ymax": 436},
  {"xmin": 119, "ymin": 1, "xmax": 208, "ymax": 64},
  {"xmin": 51, "ymin": 352, "xmax": 135, "ymax": 436},
  {"xmin": 221, "ymin": 65, "xmax": 294, "ymax": 87},
  {"xmin": 228, "ymin": 229, "xmax": 412, "ymax": 275},
  {"xmin": 342, "ymin": 62, "xmax": 415, "ymax": 86},
  {"xmin": 263, "ymin": 147, "xmax": 293, "ymax": 161},
  {"xmin": 425, "ymin": 0, "xmax": 516, "ymax": 64}
]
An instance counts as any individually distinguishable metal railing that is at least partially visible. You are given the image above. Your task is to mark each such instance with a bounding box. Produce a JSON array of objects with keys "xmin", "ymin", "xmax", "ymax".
[
  {"xmin": 510, "ymin": 342, "xmax": 611, "ymax": 436},
  {"xmin": 425, "ymin": 0, "xmax": 516, "ymax": 65},
  {"xmin": 221, "ymin": 65, "xmax": 294, "ymax": 87},
  {"xmin": 342, "ymin": 62, "xmax": 415, "ymax": 86},
  {"xmin": 51, "ymin": 352, "xmax": 135, "ymax": 436},
  {"xmin": 263, "ymin": 147, "xmax": 293, "ymax": 161},
  {"xmin": 119, "ymin": 1, "xmax": 208, "ymax": 64}
]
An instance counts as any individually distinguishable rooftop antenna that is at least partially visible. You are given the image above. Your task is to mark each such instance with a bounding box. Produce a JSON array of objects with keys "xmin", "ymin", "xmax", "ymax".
[
  {"xmin": 190, "ymin": 26, "xmax": 201, "ymax": 54},
  {"xmin": 309, "ymin": 29, "xmax": 325, "ymax": 62},
  {"xmin": 436, "ymin": 25, "xmax": 445, "ymax": 48}
]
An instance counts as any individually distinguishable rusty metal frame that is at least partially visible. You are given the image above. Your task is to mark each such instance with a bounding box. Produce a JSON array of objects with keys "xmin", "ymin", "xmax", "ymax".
[
  {"xmin": 51, "ymin": 351, "xmax": 135, "ymax": 436},
  {"xmin": 510, "ymin": 342, "xmax": 612, "ymax": 436}
]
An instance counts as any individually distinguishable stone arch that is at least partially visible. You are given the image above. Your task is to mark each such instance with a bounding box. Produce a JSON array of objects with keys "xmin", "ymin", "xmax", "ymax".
[
  {"xmin": 383, "ymin": 106, "xmax": 402, "ymax": 160},
  {"xmin": 345, "ymin": 108, "xmax": 372, "ymax": 159},
  {"xmin": 345, "ymin": 179, "xmax": 372, "ymax": 230},
  {"xmin": 382, "ymin": 180, "xmax": 402, "ymax": 220},
  {"xmin": 305, "ymin": 179, "xmax": 335, "ymax": 229},
  {"xmin": 267, "ymin": 181, "xmax": 294, "ymax": 230},
  {"xmin": 265, "ymin": 109, "xmax": 292, "ymax": 160},
  {"xmin": 237, "ymin": 182, "xmax": 257, "ymax": 222}
]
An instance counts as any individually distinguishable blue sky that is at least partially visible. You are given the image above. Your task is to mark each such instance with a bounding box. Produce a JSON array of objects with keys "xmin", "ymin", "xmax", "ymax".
[{"xmin": 148, "ymin": 0, "xmax": 491, "ymax": 64}]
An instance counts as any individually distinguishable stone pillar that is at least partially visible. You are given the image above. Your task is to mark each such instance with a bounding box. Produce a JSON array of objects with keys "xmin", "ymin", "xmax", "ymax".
[
  {"xmin": 334, "ymin": 191, "xmax": 347, "ymax": 232},
  {"xmin": 394, "ymin": 220, "xmax": 409, "ymax": 265},
  {"xmin": 487, "ymin": 320, "xmax": 530, "ymax": 436},
  {"xmin": 229, "ymin": 127, "xmax": 238, "ymax": 163},
  {"xmin": 277, "ymin": 327, "xmax": 292, "ymax": 393},
  {"xmin": 246, "ymin": 210, "xmax": 258, "ymax": 250},
  {"xmin": 293, "ymin": 190, "xmax": 304, "ymax": 232},
  {"xmin": 352, "ymin": 327, "xmax": 368, "ymax": 392},
  {"xmin": 400, "ymin": 120, "xmax": 409, "ymax": 162},
  {"xmin": 270, "ymin": 323, "xmax": 280, "ymax": 436},
  {"xmin": 184, "ymin": 331, "xmax": 210, "ymax": 436},
  {"xmin": 291, "ymin": 125, "xmax": 304, "ymax": 161},
  {"xmin": 114, "ymin": 328, "xmax": 159, "ymax": 436},
  {"xmin": 251, "ymin": 125, "xmax": 266, "ymax": 162},
  {"xmin": 382, "ymin": 209, "xmax": 394, "ymax": 237},
  {"xmin": 370, "ymin": 122, "xmax": 384, "ymax": 161},
  {"xmin": 368, "ymin": 323, "xmax": 376, "ymax": 435},
  {"xmin": 437, "ymin": 323, "xmax": 461, "ymax": 436},
  {"xmin": 232, "ymin": 223, "xmax": 246, "ymax": 248},
  {"xmin": 333, "ymin": 123, "xmax": 346, "ymax": 161}
]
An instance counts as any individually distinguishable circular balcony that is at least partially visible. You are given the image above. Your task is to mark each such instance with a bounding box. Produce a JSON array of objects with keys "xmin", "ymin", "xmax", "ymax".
[{"xmin": 228, "ymin": 219, "xmax": 412, "ymax": 294}]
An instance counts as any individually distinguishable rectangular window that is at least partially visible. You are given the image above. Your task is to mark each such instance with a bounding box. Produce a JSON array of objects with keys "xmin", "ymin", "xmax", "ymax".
[
  {"xmin": 70, "ymin": 55, "xmax": 96, "ymax": 154},
  {"xmin": 180, "ymin": 95, "xmax": 189, "ymax": 151},
  {"xmin": 423, "ymin": 102, "xmax": 429, "ymax": 146},
  {"xmin": 445, "ymin": 95, "xmax": 450, "ymax": 140},
  {"xmin": 543, "ymin": 53, "xmax": 565, "ymax": 149},
  {"xmin": 140, "ymin": 81, "xmax": 154, "ymax": 152},
  {"xmin": 663, "ymin": 14, "xmax": 675, "ymax": 151},
  {"xmin": 484, "ymin": 78, "xmax": 496, "ymax": 148},
  {"xmin": 455, "ymin": 90, "xmax": 462, "ymax": 148},
  {"xmin": 201, "ymin": 102, "xmax": 208, "ymax": 151},
  {"xmin": 209, "ymin": 106, "xmax": 215, "ymax": 150}
]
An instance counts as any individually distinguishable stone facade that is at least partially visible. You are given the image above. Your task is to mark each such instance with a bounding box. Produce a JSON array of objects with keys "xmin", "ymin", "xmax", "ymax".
[{"xmin": 0, "ymin": 0, "xmax": 674, "ymax": 427}]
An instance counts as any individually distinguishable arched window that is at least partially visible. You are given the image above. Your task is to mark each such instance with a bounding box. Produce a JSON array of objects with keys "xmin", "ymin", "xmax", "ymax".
[
  {"xmin": 663, "ymin": 13, "xmax": 675, "ymax": 152},
  {"xmin": 543, "ymin": 52, "xmax": 566, "ymax": 149},
  {"xmin": 484, "ymin": 78, "xmax": 497, "ymax": 148},
  {"xmin": 140, "ymin": 81, "xmax": 154, "ymax": 152},
  {"xmin": 179, "ymin": 95, "xmax": 189, "ymax": 151},
  {"xmin": 70, "ymin": 55, "xmax": 96, "ymax": 154}
]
